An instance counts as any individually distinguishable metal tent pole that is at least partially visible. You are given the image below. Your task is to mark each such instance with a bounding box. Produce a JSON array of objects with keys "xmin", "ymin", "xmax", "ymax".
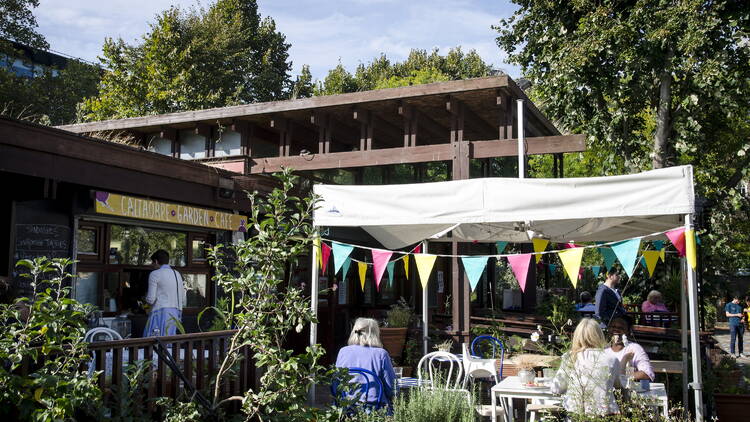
[
  {"xmin": 680, "ymin": 260, "xmax": 689, "ymax": 411},
  {"xmin": 308, "ymin": 234, "xmax": 320, "ymax": 404},
  {"xmin": 684, "ymin": 214, "xmax": 704, "ymax": 421},
  {"xmin": 517, "ymin": 99, "xmax": 525, "ymax": 179},
  {"xmin": 422, "ymin": 241, "xmax": 429, "ymax": 355}
]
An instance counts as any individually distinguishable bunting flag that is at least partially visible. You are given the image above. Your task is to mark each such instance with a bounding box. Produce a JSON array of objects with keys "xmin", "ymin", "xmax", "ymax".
[
  {"xmin": 313, "ymin": 237, "xmax": 322, "ymax": 268},
  {"xmin": 653, "ymin": 240, "xmax": 665, "ymax": 251},
  {"xmin": 332, "ymin": 242, "xmax": 354, "ymax": 275},
  {"xmin": 548, "ymin": 264, "xmax": 557, "ymax": 273},
  {"xmin": 341, "ymin": 257, "xmax": 352, "ymax": 281},
  {"xmin": 659, "ymin": 248, "xmax": 666, "ymax": 262},
  {"xmin": 320, "ymin": 242, "xmax": 332, "ymax": 274},
  {"xmin": 665, "ymin": 228, "xmax": 686, "ymax": 257},
  {"xmin": 532, "ymin": 238, "xmax": 549, "ymax": 263},
  {"xmin": 496, "ymin": 241, "xmax": 508, "ymax": 254},
  {"xmin": 358, "ymin": 261, "xmax": 367, "ymax": 291},
  {"xmin": 558, "ymin": 247, "xmax": 585, "ymax": 288},
  {"xmin": 414, "ymin": 254, "xmax": 437, "ymax": 289},
  {"xmin": 414, "ymin": 244, "xmax": 422, "ymax": 254},
  {"xmin": 642, "ymin": 251, "xmax": 660, "ymax": 277},
  {"xmin": 507, "ymin": 253, "xmax": 532, "ymax": 292},
  {"xmin": 599, "ymin": 247, "xmax": 618, "ymax": 271},
  {"xmin": 371, "ymin": 249, "xmax": 393, "ymax": 292},
  {"xmin": 404, "ymin": 254, "xmax": 410, "ymax": 279},
  {"xmin": 685, "ymin": 229, "xmax": 697, "ymax": 270},
  {"xmin": 386, "ymin": 261, "xmax": 395, "ymax": 287},
  {"xmin": 461, "ymin": 256, "xmax": 489, "ymax": 291},
  {"xmin": 591, "ymin": 266, "xmax": 602, "ymax": 278},
  {"xmin": 611, "ymin": 238, "xmax": 641, "ymax": 278}
]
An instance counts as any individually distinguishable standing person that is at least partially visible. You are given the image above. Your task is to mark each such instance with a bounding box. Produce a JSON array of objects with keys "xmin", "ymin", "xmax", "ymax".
[
  {"xmin": 595, "ymin": 268, "xmax": 628, "ymax": 327},
  {"xmin": 551, "ymin": 318, "xmax": 622, "ymax": 416},
  {"xmin": 744, "ymin": 297, "xmax": 750, "ymax": 331},
  {"xmin": 335, "ymin": 318, "xmax": 396, "ymax": 410},
  {"xmin": 143, "ymin": 249, "xmax": 186, "ymax": 337},
  {"xmin": 725, "ymin": 295, "xmax": 746, "ymax": 358}
]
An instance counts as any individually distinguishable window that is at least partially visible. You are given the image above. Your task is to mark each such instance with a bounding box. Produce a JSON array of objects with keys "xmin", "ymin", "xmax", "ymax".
[
  {"xmin": 190, "ymin": 234, "xmax": 208, "ymax": 263},
  {"xmin": 74, "ymin": 271, "xmax": 100, "ymax": 306},
  {"xmin": 214, "ymin": 130, "xmax": 242, "ymax": 157},
  {"xmin": 77, "ymin": 227, "xmax": 97, "ymax": 255},
  {"xmin": 183, "ymin": 273, "xmax": 208, "ymax": 308},
  {"xmin": 109, "ymin": 225, "xmax": 186, "ymax": 266},
  {"xmin": 179, "ymin": 130, "xmax": 207, "ymax": 159},
  {"xmin": 147, "ymin": 135, "xmax": 173, "ymax": 156}
]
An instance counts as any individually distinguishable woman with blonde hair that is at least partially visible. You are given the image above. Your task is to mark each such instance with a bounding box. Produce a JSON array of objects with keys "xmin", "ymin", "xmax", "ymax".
[
  {"xmin": 335, "ymin": 318, "xmax": 396, "ymax": 408},
  {"xmin": 551, "ymin": 318, "xmax": 622, "ymax": 416}
]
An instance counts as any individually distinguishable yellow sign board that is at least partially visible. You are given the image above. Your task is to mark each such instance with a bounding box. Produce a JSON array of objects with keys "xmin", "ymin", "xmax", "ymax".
[{"xmin": 94, "ymin": 191, "xmax": 247, "ymax": 232}]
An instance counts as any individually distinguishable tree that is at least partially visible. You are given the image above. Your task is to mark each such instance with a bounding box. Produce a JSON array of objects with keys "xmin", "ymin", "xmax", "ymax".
[
  {"xmin": 496, "ymin": 1, "xmax": 750, "ymax": 271},
  {"xmin": 315, "ymin": 47, "xmax": 496, "ymax": 95},
  {"xmin": 0, "ymin": 0, "xmax": 47, "ymax": 49},
  {"xmin": 79, "ymin": 0, "xmax": 292, "ymax": 121},
  {"xmin": 290, "ymin": 64, "xmax": 314, "ymax": 99}
]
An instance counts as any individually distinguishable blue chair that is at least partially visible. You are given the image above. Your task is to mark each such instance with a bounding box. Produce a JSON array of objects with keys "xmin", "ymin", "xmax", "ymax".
[
  {"xmin": 470, "ymin": 335, "xmax": 505, "ymax": 379},
  {"xmin": 331, "ymin": 367, "xmax": 384, "ymax": 412}
]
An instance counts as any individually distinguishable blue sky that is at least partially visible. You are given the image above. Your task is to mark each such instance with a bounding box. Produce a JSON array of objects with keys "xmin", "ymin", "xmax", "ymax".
[{"xmin": 35, "ymin": 0, "xmax": 520, "ymax": 81}]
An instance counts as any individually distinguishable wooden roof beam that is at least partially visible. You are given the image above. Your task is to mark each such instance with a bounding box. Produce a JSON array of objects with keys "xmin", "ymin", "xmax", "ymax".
[
  {"xmin": 446, "ymin": 96, "xmax": 496, "ymax": 139},
  {"xmin": 353, "ymin": 107, "xmax": 402, "ymax": 147},
  {"xmin": 398, "ymin": 103, "xmax": 447, "ymax": 143},
  {"xmin": 311, "ymin": 111, "xmax": 359, "ymax": 146}
]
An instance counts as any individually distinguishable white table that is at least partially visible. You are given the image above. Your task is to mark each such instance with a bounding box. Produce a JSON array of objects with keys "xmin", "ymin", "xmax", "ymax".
[{"xmin": 490, "ymin": 376, "xmax": 669, "ymax": 422}]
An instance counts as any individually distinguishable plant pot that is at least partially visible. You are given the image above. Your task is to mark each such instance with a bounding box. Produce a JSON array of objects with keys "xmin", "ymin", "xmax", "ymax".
[
  {"xmin": 380, "ymin": 327, "xmax": 408, "ymax": 360},
  {"xmin": 714, "ymin": 393, "xmax": 750, "ymax": 422}
]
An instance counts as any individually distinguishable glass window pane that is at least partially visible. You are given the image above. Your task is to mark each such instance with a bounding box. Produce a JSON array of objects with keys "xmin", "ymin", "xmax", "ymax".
[
  {"xmin": 183, "ymin": 273, "xmax": 207, "ymax": 308},
  {"xmin": 109, "ymin": 225, "xmax": 186, "ymax": 266},
  {"xmin": 214, "ymin": 130, "xmax": 242, "ymax": 157},
  {"xmin": 75, "ymin": 272, "xmax": 100, "ymax": 306},
  {"xmin": 192, "ymin": 239, "xmax": 206, "ymax": 261},
  {"xmin": 147, "ymin": 136, "xmax": 172, "ymax": 155},
  {"xmin": 179, "ymin": 130, "xmax": 207, "ymax": 159},
  {"xmin": 77, "ymin": 228, "xmax": 97, "ymax": 255}
]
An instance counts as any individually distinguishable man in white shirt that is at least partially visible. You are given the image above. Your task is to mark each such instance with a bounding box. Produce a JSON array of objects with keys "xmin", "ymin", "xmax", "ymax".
[{"xmin": 143, "ymin": 249, "xmax": 186, "ymax": 337}]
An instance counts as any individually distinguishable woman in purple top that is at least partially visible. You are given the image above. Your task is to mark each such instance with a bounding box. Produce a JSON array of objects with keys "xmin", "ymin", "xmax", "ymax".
[
  {"xmin": 641, "ymin": 290, "xmax": 670, "ymax": 313},
  {"xmin": 335, "ymin": 318, "xmax": 396, "ymax": 408},
  {"xmin": 605, "ymin": 317, "xmax": 655, "ymax": 381}
]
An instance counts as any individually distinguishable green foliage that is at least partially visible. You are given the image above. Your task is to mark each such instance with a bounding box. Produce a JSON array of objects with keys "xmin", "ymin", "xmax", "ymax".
[
  {"xmin": 564, "ymin": 389, "xmax": 692, "ymax": 422},
  {"xmin": 110, "ymin": 360, "xmax": 150, "ymax": 421},
  {"xmin": 314, "ymin": 47, "xmax": 494, "ymax": 95},
  {"xmin": 386, "ymin": 297, "xmax": 414, "ymax": 328},
  {"xmin": 0, "ymin": 257, "xmax": 101, "ymax": 421},
  {"xmin": 79, "ymin": 0, "xmax": 291, "ymax": 121},
  {"xmin": 208, "ymin": 168, "xmax": 340, "ymax": 420},
  {"xmin": 0, "ymin": 0, "xmax": 47, "ymax": 48},
  {"xmin": 391, "ymin": 385, "xmax": 477, "ymax": 422}
]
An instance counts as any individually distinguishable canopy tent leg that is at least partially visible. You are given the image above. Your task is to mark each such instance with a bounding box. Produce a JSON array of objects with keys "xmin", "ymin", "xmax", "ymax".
[
  {"xmin": 684, "ymin": 214, "xmax": 704, "ymax": 422},
  {"xmin": 308, "ymin": 234, "xmax": 320, "ymax": 404},
  {"xmin": 422, "ymin": 241, "xmax": 429, "ymax": 355},
  {"xmin": 680, "ymin": 261, "xmax": 689, "ymax": 410}
]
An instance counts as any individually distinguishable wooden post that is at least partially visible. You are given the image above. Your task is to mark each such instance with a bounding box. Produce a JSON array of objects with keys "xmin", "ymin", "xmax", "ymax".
[{"xmin": 271, "ymin": 118, "xmax": 292, "ymax": 157}]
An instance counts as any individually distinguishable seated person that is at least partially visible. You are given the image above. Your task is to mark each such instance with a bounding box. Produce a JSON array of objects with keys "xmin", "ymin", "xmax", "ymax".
[
  {"xmin": 576, "ymin": 291, "xmax": 596, "ymax": 312},
  {"xmin": 551, "ymin": 318, "xmax": 622, "ymax": 416},
  {"xmin": 605, "ymin": 316, "xmax": 655, "ymax": 381},
  {"xmin": 642, "ymin": 290, "xmax": 669, "ymax": 313},
  {"xmin": 335, "ymin": 318, "xmax": 395, "ymax": 408}
]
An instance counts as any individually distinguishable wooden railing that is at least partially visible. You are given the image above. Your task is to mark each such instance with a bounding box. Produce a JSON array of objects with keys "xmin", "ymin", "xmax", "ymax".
[{"xmin": 87, "ymin": 330, "xmax": 254, "ymax": 412}]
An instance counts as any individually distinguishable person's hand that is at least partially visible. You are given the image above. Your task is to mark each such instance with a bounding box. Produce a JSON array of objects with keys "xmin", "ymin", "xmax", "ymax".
[{"xmin": 620, "ymin": 352, "xmax": 634, "ymax": 372}]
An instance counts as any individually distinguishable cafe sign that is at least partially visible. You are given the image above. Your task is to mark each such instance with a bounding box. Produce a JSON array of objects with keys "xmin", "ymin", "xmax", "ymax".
[{"xmin": 94, "ymin": 191, "xmax": 247, "ymax": 232}]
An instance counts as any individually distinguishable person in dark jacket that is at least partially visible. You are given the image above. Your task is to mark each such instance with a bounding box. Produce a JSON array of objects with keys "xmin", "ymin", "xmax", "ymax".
[{"xmin": 595, "ymin": 267, "xmax": 628, "ymax": 326}]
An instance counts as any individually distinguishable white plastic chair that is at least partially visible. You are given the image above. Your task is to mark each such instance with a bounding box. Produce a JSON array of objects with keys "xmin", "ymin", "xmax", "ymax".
[
  {"xmin": 461, "ymin": 342, "xmax": 500, "ymax": 388},
  {"xmin": 417, "ymin": 351, "xmax": 465, "ymax": 391},
  {"xmin": 84, "ymin": 327, "xmax": 122, "ymax": 343}
]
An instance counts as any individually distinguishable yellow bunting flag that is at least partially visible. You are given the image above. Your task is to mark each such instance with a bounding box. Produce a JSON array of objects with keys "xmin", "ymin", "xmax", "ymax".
[
  {"xmin": 404, "ymin": 255, "xmax": 410, "ymax": 279},
  {"xmin": 358, "ymin": 262, "xmax": 367, "ymax": 291},
  {"xmin": 532, "ymin": 238, "xmax": 549, "ymax": 263},
  {"xmin": 413, "ymin": 254, "xmax": 437, "ymax": 289},
  {"xmin": 558, "ymin": 247, "xmax": 584, "ymax": 288},
  {"xmin": 642, "ymin": 251, "xmax": 660, "ymax": 277},
  {"xmin": 685, "ymin": 230, "xmax": 697, "ymax": 270},
  {"xmin": 313, "ymin": 237, "xmax": 322, "ymax": 268},
  {"xmin": 659, "ymin": 248, "xmax": 666, "ymax": 262}
]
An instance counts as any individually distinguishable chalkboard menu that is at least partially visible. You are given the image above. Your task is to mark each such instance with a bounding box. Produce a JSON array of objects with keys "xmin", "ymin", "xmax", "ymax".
[{"xmin": 12, "ymin": 200, "xmax": 72, "ymax": 298}]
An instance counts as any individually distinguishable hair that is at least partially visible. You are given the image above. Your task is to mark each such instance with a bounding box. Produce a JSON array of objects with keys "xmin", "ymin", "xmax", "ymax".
[
  {"xmin": 607, "ymin": 266, "xmax": 619, "ymax": 276},
  {"xmin": 150, "ymin": 249, "xmax": 170, "ymax": 265},
  {"xmin": 647, "ymin": 290, "xmax": 662, "ymax": 303},
  {"xmin": 580, "ymin": 291, "xmax": 592, "ymax": 304},
  {"xmin": 569, "ymin": 318, "xmax": 607, "ymax": 363},
  {"xmin": 609, "ymin": 316, "xmax": 632, "ymax": 332},
  {"xmin": 347, "ymin": 317, "xmax": 383, "ymax": 348}
]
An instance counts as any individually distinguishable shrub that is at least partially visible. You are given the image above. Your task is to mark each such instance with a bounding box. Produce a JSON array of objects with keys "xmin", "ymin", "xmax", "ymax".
[
  {"xmin": 392, "ymin": 387, "xmax": 476, "ymax": 422},
  {"xmin": 386, "ymin": 297, "xmax": 413, "ymax": 328}
]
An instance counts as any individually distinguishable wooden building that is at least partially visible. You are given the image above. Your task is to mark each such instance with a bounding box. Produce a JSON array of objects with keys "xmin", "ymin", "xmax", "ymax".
[{"xmin": 57, "ymin": 76, "xmax": 585, "ymax": 348}]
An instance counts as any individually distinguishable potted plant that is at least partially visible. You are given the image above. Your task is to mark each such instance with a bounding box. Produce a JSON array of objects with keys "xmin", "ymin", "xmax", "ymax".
[
  {"xmin": 381, "ymin": 297, "xmax": 413, "ymax": 360},
  {"xmin": 434, "ymin": 339, "xmax": 453, "ymax": 352},
  {"xmin": 711, "ymin": 355, "xmax": 750, "ymax": 420}
]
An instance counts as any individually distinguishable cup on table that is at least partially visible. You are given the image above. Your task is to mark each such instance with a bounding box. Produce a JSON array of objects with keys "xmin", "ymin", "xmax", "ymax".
[
  {"xmin": 640, "ymin": 379, "xmax": 650, "ymax": 391},
  {"xmin": 394, "ymin": 367, "xmax": 403, "ymax": 379},
  {"xmin": 542, "ymin": 368, "xmax": 556, "ymax": 379}
]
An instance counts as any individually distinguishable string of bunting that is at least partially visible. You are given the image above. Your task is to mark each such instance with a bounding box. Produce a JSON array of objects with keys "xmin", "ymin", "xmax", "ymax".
[{"xmin": 316, "ymin": 227, "xmax": 698, "ymax": 294}]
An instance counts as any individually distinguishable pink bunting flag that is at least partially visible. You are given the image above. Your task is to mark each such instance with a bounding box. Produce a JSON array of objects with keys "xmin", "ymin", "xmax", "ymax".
[
  {"xmin": 320, "ymin": 242, "xmax": 332, "ymax": 274},
  {"xmin": 371, "ymin": 249, "xmax": 393, "ymax": 292},
  {"xmin": 414, "ymin": 244, "xmax": 422, "ymax": 254},
  {"xmin": 665, "ymin": 228, "xmax": 686, "ymax": 257},
  {"xmin": 506, "ymin": 253, "xmax": 533, "ymax": 293}
]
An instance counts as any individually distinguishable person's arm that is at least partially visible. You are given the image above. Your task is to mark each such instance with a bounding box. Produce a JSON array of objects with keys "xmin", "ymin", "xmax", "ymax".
[
  {"xmin": 145, "ymin": 271, "xmax": 157, "ymax": 305},
  {"xmin": 594, "ymin": 287, "xmax": 605, "ymax": 318},
  {"xmin": 630, "ymin": 344, "xmax": 655, "ymax": 381},
  {"xmin": 550, "ymin": 354, "xmax": 569, "ymax": 395},
  {"xmin": 380, "ymin": 351, "xmax": 396, "ymax": 399}
]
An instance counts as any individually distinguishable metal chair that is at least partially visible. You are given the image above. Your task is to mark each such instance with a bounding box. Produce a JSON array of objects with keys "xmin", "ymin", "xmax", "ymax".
[
  {"xmin": 417, "ymin": 351, "xmax": 465, "ymax": 391},
  {"xmin": 470, "ymin": 335, "xmax": 505, "ymax": 379},
  {"xmin": 84, "ymin": 326, "xmax": 122, "ymax": 343},
  {"xmin": 330, "ymin": 367, "xmax": 384, "ymax": 412}
]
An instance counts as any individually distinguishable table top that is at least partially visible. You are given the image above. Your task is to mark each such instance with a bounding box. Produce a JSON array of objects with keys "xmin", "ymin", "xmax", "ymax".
[{"xmin": 491, "ymin": 376, "xmax": 667, "ymax": 401}]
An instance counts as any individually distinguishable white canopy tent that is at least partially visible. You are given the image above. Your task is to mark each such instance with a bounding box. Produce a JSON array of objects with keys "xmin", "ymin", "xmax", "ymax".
[{"xmin": 310, "ymin": 165, "xmax": 704, "ymax": 420}]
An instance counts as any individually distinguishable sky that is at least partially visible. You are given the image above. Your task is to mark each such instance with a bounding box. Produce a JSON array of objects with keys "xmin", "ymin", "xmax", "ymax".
[{"xmin": 34, "ymin": 0, "xmax": 521, "ymax": 81}]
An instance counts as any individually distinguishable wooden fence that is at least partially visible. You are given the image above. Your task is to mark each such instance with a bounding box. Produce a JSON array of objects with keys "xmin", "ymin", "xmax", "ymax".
[{"xmin": 86, "ymin": 330, "xmax": 254, "ymax": 412}]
